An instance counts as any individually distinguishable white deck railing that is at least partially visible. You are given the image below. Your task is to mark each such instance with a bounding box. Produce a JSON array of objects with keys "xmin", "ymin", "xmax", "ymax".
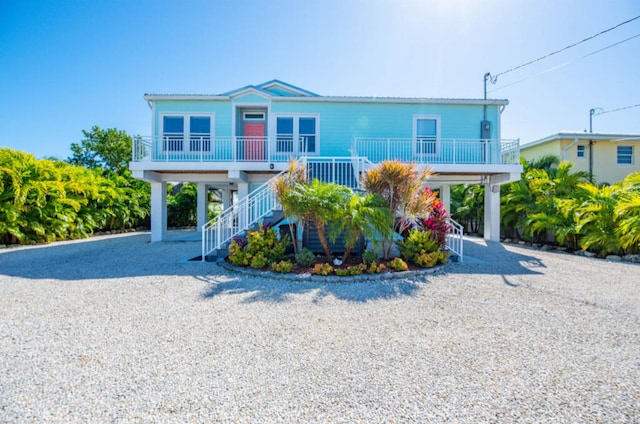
[
  {"xmin": 133, "ymin": 136, "xmax": 519, "ymax": 166},
  {"xmin": 301, "ymin": 156, "xmax": 369, "ymax": 189},
  {"xmin": 133, "ymin": 136, "xmax": 311, "ymax": 163},
  {"xmin": 353, "ymin": 138, "xmax": 520, "ymax": 165}
]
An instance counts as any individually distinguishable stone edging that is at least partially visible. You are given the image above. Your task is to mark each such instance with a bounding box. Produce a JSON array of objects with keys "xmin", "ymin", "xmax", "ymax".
[
  {"xmin": 502, "ymin": 239, "xmax": 640, "ymax": 263},
  {"xmin": 216, "ymin": 260, "xmax": 443, "ymax": 283}
]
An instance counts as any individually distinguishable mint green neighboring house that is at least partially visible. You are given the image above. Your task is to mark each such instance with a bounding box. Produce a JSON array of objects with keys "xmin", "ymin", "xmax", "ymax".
[{"xmin": 129, "ymin": 80, "xmax": 522, "ymax": 257}]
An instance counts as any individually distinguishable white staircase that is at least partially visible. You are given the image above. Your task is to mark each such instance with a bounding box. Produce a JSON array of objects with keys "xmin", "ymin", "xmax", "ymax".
[
  {"xmin": 201, "ymin": 168, "xmax": 287, "ymax": 261},
  {"xmin": 201, "ymin": 156, "xmax": 464, "ymax": 262}
]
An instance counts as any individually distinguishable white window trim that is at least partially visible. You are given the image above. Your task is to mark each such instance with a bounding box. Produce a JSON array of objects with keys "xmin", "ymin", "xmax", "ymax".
[
  {"xmin": 270, "ymin": 113, "xmax": 320, "ymax": 156},
  {"xmin": 159, "ymin": 112, "xmax": 215, "ymax": 153},
  {"xmin": 576, "ymin": 144, "xmax": 586, "ymax": 159},
  {"xmin": 617, "ymin": 145, "xmax": 634, "ymax": 165},
  {"xmin": 413, "ymin": 115, "xmax": 441, "ymax": 157}
]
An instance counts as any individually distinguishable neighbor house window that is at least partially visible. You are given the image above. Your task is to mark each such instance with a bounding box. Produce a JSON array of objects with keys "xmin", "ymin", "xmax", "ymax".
[
  {"xmin": 577, "ymin": 145, "xmax": 586, "ymax": 158},
  {"xmin": 274, "ymin": 115, "xmax": 318, "ymax": 154},
  {"xmin": 414, "ymin": 115, "xmax": 440, "ymax": 155},
  {"xmin": 617, "ymin": 146, "xmax": 633, "ymax": 164},
  {"xmin": 161, "ymin": 114, "xmax": 214, "ymax": 152}
]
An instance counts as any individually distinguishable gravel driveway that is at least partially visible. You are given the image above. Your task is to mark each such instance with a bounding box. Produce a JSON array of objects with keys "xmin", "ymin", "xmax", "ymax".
[{"xmin": 1, "ymin": 232, "xmax": 639, "ymax": 423}]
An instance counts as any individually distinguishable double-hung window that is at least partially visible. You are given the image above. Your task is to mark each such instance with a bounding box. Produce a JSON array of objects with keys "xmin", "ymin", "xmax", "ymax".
[
  {"xmin": 189, "ymin": 116, "xmax": 211, "ymax": 152},
  {"xmin": 414, "ymin": 115, "xmax": 440, "ymax": 156},
  {"xmin": 161, "ymin": 114, "xmax": 213, "ymax": 153},
  {"xmin": 163, "ymin": 116, "xmax": 184, "ymax": 151},
  {"xmin": 299, "ymin": 117, "xmax": 316, "ymax": 154},
  {"xmin": 274, "ymin": 115, "xmax": 318, "ymax": 155},
  {"xmin": 276, "ymin": 117, "xmax": 294, "ymax": 153},
  {"xmin": 576, "ymin": 145, "xmax": 586, "ymax": 158},
  {"xmin": 617, "ymin": 146, "xmax": 633, "ymax": 164}
]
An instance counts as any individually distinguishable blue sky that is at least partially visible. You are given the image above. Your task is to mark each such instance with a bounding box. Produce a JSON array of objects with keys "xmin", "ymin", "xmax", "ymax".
[{"xmin": 1, "ymin": 0, "xmax": 639, "ymax": 159}]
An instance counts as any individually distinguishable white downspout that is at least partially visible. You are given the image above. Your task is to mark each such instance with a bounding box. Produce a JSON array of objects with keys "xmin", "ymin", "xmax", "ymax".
[{"xmin": 562, "ymin": 138, "xmax": 579, "ymax": 161}]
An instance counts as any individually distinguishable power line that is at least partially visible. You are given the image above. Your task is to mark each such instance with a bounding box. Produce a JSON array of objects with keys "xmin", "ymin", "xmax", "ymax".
[
  {"xmin": 492, "ymin": 14, "xmax": 640, "ymax": 79},
  {"xmin": 488, "ymin": 32, "xmax": 640, "ymax": 93},
  {"xmin": 595, "ymin": 103, "xmax": 640, "ymax": 115}
]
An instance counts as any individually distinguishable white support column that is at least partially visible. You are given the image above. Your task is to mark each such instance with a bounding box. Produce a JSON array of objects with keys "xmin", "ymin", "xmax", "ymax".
[
  {"xmin": 197, "ymin": 183, "xmax": 208, "ymax": 231},
  {"xmin": 483, "ymin": 184, "xmax": 501, "ymax": 242},
  {"xmin": 237, "ymin": 182, "xmax": 249, "ymax": 230},
  {"xmin": 440, "ymin": 185, "xmax": 451, "ymax": 213},
  {"xmin": 150, "ymin": 181, "xmax": 167, "ymax": 242},
  {"xmin": 221, "ymin": 189, "xmax": 231, "ymax": 209}
]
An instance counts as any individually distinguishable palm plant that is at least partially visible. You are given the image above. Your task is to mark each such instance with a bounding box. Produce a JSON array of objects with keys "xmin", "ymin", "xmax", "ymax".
[
  {"xmin": 452, "ymin": 184, "xmax": 485, "ymax": 234},
  {"xmin": 574, "ymin": 183, "xmax": 622, "ymax": 256},
  {"xmin": 614, "ymin": 172, "xmax": 640, "ymax": 252},
  {"xmin": 331, "ymin": 193, "xmax": 393, "ymax": 262},
  {"xmin": 283, "ymin": 179, "xmax": 351, "ymax": 259},
  {"xmin": 271, "ymin": 160, "xmax": 307, "ymax": 253}
]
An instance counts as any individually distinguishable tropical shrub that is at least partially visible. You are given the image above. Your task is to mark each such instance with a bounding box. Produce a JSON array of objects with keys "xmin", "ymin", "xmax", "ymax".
[
  {"xmin": 271, "ymin": 260, "xmax": 293, "ymax": 273},
  {"xmin": 227, "ymin": 241, "xmax": 249, "ymax": 266},
  {"xmin": 414, "ymin": 250, "xmax": 450, "ymax": 268},
  {"xmin": 415, "ymin": 190, "xmax": 451, "ymax": 248},
  {"xmin": 250, "ymin": 253, "xmax": 269, "ymax": 269},
  {"xmin": 615, "ymin": 173, "xmax": 640, "ymax": 252},
  {"xmin": 335, "ymin": 268, "xmax": 351, "ymax": 276},
  {"xmin": 245, "ymin": 223, "xmax": 289, "ymax": 264},
  {"xmin": 366, "ymin": 262, "xmax": 386, "ymax": 274},
  {"xmin": 362, "ymin": 249, "xmax": 379, "ymax": 266},
  {"xmin": 362, "ymin": 161, "xmax": 435, "ymax": 258},
  {"xmin": 312, "ymin": 263, "xmax": 333, "ymax": 276},
  {"xmin": 167, "ymin": 183, "xmax": 198, "ymax": 227},
  {"xmin": 498, "ymin": 156, "xmax": 640, "ymax": 256},
  {"xmin": 0, "ymin": 147, "xmax": 149, "ymax": 245},
  {"xmin": 295, "ymin": 247, "xmax": 316, "ymax": 268},
  {"xmin": 282, "ymin": 179, "xmax": 351, "ymax": 259},
  {"xmin": 330, "ymin": 193, "xmax": 393, "ymax": 262},
  {"xmin": 451, "ymin": 184, "xmax": 484, "ymax": 234},
  {"xmin": 388, "ymin": 258, "xmax": 409, "ymax": 272},
  {"xmin": 335, "ymin": 264, "xmax": 365, "ymax": 276},
  {"xmin": 227, "ymin": 223, "xmax": 289, "ymax": 267},
  {"xmin": 397, "ymin": 229, "xmax": 440, "ymax": 264}
]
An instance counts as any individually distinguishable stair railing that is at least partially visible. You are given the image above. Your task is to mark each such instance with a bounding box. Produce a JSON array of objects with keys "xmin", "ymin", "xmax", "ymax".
[
  {"xmin": 201, "ymin": 167, "xmax": 290, "ymax": 261},
  {"xmin": 445, "ymin": 217, "xmax": 464, "ymax": 262}
]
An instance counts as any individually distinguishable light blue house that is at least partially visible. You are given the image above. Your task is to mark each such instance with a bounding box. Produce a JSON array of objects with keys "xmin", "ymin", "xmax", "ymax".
[{"xmin": 130, "ymin": 80, "xmax": 522, "ymax": 258}]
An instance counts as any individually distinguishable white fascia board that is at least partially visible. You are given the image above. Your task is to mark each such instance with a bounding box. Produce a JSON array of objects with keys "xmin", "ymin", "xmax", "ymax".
[
  {"xmin": 522, "ymin": 132, "xmax": 640, "ymax": 149},
  {"xmin": 428, "ymin": 163, "xmax": 523, "ymax": 175},
  {"xmin": 271, "ymin": 96, "xmax": 509, "ymax": 106},
  {"xmin": 129, "ymin": 161, "xmax": 284, "ymax": 173},
  {"xmin": 257, "ymin": 80, "xmax": 319, "ymax": 96},
  {"xmin": 143, "ymin": 94, "xmax": 229, "ymax": 101}
]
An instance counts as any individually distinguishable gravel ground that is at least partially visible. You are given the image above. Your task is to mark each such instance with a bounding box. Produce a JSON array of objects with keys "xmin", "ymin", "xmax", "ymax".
[{"xmin": 1, "ymin": 232, "xmax": 639, "ymax": 423}]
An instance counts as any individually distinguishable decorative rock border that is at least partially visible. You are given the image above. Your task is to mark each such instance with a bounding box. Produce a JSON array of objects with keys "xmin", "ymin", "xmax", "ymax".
[
  {"xmin": 501, "ymin": 239, "xmax": 640, "ymax": 263},
  {"xmin": 216, "ymin": 260, "xmax": 445, "ymax": 282}
]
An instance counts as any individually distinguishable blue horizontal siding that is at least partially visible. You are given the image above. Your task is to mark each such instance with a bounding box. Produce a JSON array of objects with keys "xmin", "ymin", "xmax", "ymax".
[
  {"xmin": 271, "ymin": 101, "xmax": 499, "ymax": 157},
  {"xmin": 152, "ymin": 98, "xmax": 502, "ymax": 158},
  {"xmin": 154, "ymin": 100, "xmax": 232, "ymax": 136}
]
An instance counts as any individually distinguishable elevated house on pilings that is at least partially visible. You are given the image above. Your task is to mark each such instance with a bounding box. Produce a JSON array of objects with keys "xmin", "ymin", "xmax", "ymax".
[{"xmin": 129, "ymin": 80, "xmax": 523, "ymax": 261}]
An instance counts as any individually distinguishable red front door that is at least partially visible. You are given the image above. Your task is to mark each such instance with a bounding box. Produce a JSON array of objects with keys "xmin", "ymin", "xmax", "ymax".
[{"xmin": 243, "ymin": 123, "xmax": 265, "ymax": 160}]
